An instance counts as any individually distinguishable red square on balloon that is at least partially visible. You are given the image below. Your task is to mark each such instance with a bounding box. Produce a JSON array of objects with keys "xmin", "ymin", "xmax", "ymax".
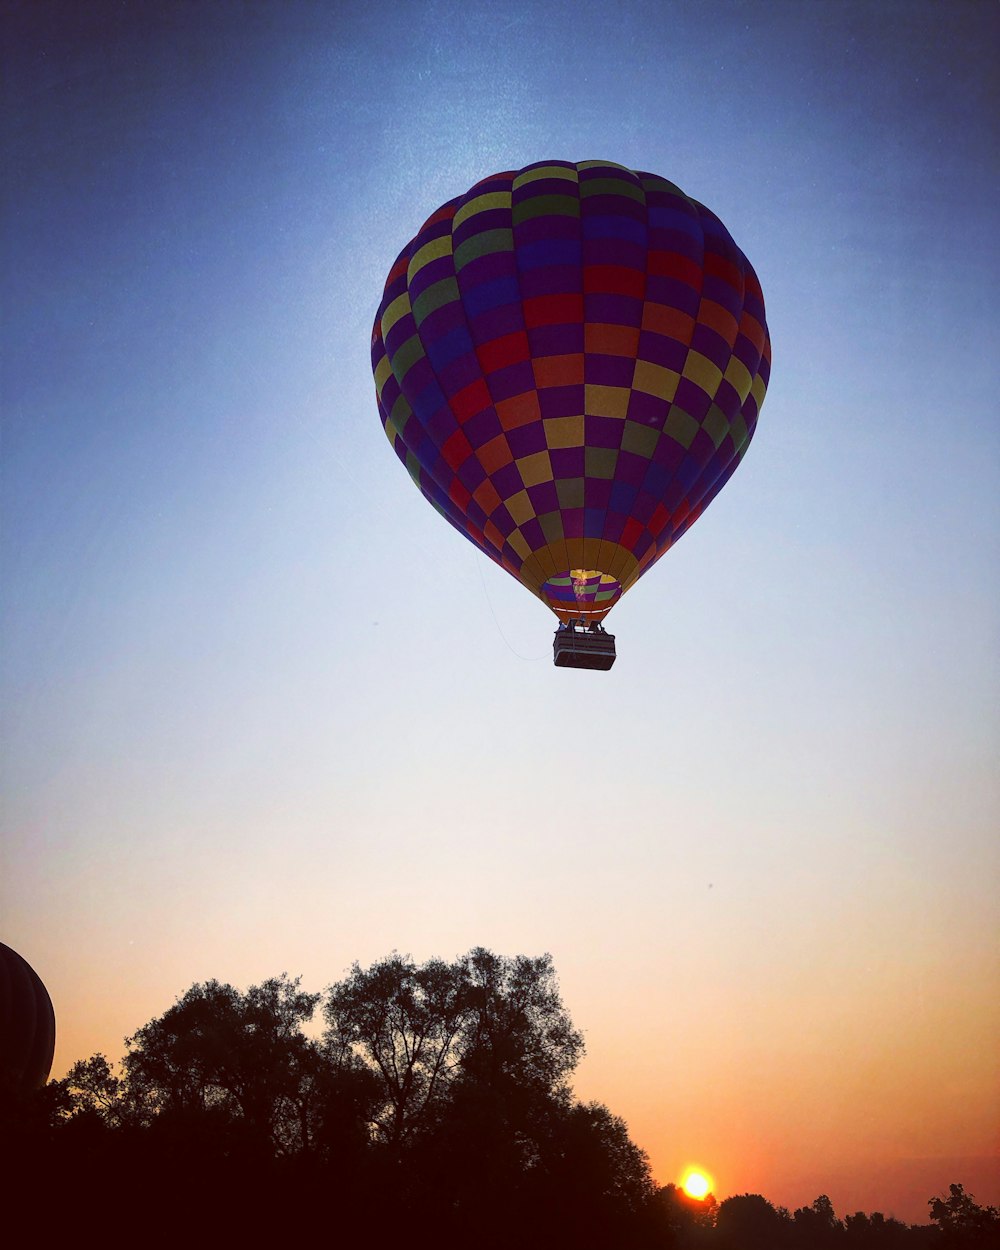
[{"xmin": 450, "ymin": 377, "xmax": 492, "ymax": 423}]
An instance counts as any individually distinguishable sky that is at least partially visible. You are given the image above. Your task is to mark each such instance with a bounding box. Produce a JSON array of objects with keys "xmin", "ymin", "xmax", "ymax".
[{"xmin": 2, "ymin": 0, "xmax": 998, "ymax": 1225}]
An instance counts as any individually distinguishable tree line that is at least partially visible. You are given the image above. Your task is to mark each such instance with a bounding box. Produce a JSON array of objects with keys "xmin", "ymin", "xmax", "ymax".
[{"xmin": 1, "ymin": 948, "xmax": 996, "ymax": 1247}]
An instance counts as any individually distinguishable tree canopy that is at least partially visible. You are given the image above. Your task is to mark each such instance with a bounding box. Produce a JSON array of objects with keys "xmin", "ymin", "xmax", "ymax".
[{"xmin": 1, "ymin": 949, "xmax": 996, "ymax": 1248}]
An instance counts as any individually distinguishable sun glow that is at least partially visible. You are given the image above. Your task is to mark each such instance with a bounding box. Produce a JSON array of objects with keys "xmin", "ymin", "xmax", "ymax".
[{"xmin": 681, "ymin": 1168, "xmax": 713, "ymax": 1200}]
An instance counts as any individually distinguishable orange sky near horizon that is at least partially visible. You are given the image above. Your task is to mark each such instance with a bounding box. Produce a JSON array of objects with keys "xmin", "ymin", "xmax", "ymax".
[{"xmin": 31, "ymin": 787, "xmax": 999, "ymax": 1227}]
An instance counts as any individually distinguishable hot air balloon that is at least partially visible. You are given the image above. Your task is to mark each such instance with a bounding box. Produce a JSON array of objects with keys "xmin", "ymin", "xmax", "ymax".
[
  {"xmin": 371, "ymin": 161, "xmax": 770, "ymax": 669},
  {"xmin": 0, "ymin": 942, "xmax": 56, "ymax": 1095}
]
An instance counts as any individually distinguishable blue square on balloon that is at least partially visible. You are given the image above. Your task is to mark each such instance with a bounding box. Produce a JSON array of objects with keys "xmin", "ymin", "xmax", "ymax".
[
  {"xmin": 610, "ymin": 480, "xmax": 637, "ymax": 513},
  {"xmin": 462, "ymin": 275, "xmax": 520, "ymax": 319},
  {"xmin": 642, "ymin": 461, "xmax": 669, "ymax": 496},
  {"xmin": 518, "ymin": 238, "xmax": 580, "ymax": 270},
  {"xmin": 426, "ymin": 324, "xmax": 473, "ymax": 371},
  {"xmin": 676, "ymin": 458, "xmax": 701, "ymax": 492},
  {"xmin": 584, "ymin": 507, "xmax": 607, "ymax": 537}
]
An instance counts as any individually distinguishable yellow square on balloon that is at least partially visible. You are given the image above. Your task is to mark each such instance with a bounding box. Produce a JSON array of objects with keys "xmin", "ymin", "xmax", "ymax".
[
  {"xmin": 543, "ymin": 415, "xmax": 585, "ymax": 448},
  {"xmin": 516, "ymin": 450, "xmax": 553, "ymax": 487},
  {"xmin": 585, "ymin": 384, "xmax": 629, "ymax": 419},
  {"xmin": 505, "ymin": 489, "xmax": 536, "ymax": 526}
]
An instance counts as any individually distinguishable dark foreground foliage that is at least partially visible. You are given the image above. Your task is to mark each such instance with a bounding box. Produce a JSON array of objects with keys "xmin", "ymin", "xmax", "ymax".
[{"xmin": 1, "ymin": 950, "xmax": 997, "ymax": 1248}]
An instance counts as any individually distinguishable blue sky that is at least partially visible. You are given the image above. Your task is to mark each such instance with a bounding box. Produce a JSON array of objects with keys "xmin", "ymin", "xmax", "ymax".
[{"xmin": 3, "ymin": 0, "xmax": 998, "ymax": 1221}]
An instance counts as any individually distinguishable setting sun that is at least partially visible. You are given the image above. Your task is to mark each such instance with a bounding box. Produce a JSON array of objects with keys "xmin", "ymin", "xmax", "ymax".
[{"xmin": 681, "ymin": 1168, "xmax": 713, "ymax": 1200}]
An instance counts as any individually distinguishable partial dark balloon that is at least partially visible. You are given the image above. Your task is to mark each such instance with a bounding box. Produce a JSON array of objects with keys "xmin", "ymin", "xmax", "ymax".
[
  {"xmin": 0, "ymin": 942, "xmax": 56, "ymax": 1094},
  {"xmin": 372, "ymin": 160, "xmax": 770, "ymax": 628}
]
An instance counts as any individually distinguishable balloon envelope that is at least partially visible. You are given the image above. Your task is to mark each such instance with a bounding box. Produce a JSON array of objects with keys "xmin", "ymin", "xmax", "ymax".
[
  {"xmin": 372, "ymin": 160, "xmax": 770, "ymax": 623},
  {"xmin": 0, "ymin": 942, "xmax": 56, "ymax": 1094}
]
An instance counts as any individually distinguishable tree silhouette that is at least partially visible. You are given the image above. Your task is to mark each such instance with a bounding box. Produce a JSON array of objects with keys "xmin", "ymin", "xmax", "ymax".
[
  {"xmin": 321, "ymin": 948, "xmax": 607, "ymax": 1241},
  {"xmin": 843, "ymin": 1209, "xmax": 914, "ymax": 1248},
  {"xmin": 64, "ymin": 1053, "xmax": 128, "ymax": 1125},
  {"xmin": 322, "ymin": 952, "xmax": 468, "ymax": 1151},
  {"xmin": 4, "ymin": 950, "xmax": 996, "ymax": 1247},
  {"xmin": 122, "ymin": 974, "xmax": 323, "ymax": 1153},
  {"xmin": 653, "ymin": 1181, "xmax": 719, "ymax": 1246},
  {"xmin": 793, "ymin": 1193, "xmax": 845, "ymax": 1246},
  {"xmin": 457, "ymin": 948, "xmax": 584, "ymax": 1097},
  {"xmin": 717, "ymin": 1192, "xmax": 791, "ymax": 1247},
  {"xmin": 928, "ymin": 1184, "xmax": 1000, "ymax": 1248},
  {"xmin": 320, "ymin": 947, "xmax": 584, "ymax": 1156},
  {"xmin": 536, "ymin": 1101, "xmax": 656, "ymax": 1232}
]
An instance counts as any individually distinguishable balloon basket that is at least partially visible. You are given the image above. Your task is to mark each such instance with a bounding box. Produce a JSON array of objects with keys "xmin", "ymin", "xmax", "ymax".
[{"xmin": 553, "ymin": 624, "xmax": 616, "ymax": 670}]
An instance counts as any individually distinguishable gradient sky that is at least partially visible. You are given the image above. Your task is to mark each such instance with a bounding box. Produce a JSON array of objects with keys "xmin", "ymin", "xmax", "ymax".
[{"xmin": 3, "ymin": 0, "xmax": 998, "ymax": 1225}]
